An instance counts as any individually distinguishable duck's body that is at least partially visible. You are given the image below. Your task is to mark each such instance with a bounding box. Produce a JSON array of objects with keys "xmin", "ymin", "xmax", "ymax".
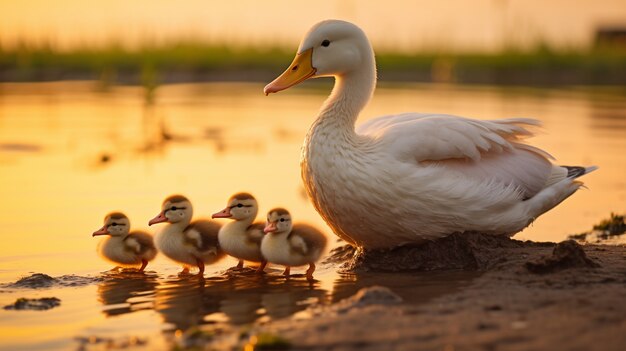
[
  {"xmin": 212, "ymin": 193, "xmax": 267, "ymax": 270},
  {"xmin": 154, "ymin": 220, "xmax": 223, "ymax": 266},
  {"xmin": 150, "ymin": 195, "xmax": 225, "ymax": 274},
  {"xmin": 217, "ymin": 221, "xmax": 266, "ymax": 262},
  {"xmin": 93, "ymin": 212, "xmax": 157, "ymax": 271},
  {"xmin": 262, "ymin": 209, "xmax": 327, "ymax": 280},
  {"xmin": 265, "ymin": 20, "xmax": 597, "ymax": 249}
]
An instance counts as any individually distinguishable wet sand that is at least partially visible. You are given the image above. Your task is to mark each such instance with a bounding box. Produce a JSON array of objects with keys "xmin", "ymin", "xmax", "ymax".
[{"xmin": 202, "ymin": 236, "xmax": 626, "ymax": 351}]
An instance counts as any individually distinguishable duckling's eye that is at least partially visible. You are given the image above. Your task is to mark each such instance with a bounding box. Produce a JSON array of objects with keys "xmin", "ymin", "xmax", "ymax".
[
  {"xmin": 111, "ymin": 223, "xmax": 118, "ymax": 227},
  {"xmin": 237, "ymin": 204, "xmax": 243, "ymax": 208},
  {"xmin": 280, "ymin": 218, "xmax": 285, "ymax": 222},
  {"xmin": 171, "ymin": 206, "xmax": 178, "ymax": 211},
  {"xmin": 321, "ymin": 39, "xmax": 330, "ymax": 47}
]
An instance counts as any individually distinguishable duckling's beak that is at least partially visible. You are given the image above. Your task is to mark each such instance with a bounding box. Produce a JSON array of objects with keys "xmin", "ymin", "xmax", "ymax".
[
  {"xmin": 92, "ymin": 226, "xmax": 109, "ymax": 236},
  {"xmin": 148, "ymin": 211, "xmax": 168, "ymax": 226},
  {"xmin": 264, "ymin": 221, "xmax": 277, "ymax": 234},
  {"xmin": 211, "ymin": 207, "xmax": 232, "ymax": 219},
  {"xmin": 264, "ymin": 47, "xmax": 316, "ymax": 95}
]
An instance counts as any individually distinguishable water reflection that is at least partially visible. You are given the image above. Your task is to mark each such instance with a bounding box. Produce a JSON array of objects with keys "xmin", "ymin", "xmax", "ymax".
[
  {"xmin": 97, "ymin": 272, "xmax": 158, "ymax": 317},
  {"xmin": 95, "ymin": 267, "xmax": 479, "ymax": 337}
]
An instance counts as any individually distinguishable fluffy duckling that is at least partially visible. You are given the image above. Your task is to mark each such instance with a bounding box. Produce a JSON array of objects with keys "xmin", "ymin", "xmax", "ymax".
[
  {"xmin": 149, "ymin": 195, "xmax": 225, "ymax": 274},
  {"xmin": 261, "ymin": 208, "xmax": 327, "ymax": 280},
  {"xmin": 93, "ymin": 212, "xmax": 157, "ymax": 272},
  {"xmin": 212, "ymin": 193, "xmax": 267, "ymax": 272}
]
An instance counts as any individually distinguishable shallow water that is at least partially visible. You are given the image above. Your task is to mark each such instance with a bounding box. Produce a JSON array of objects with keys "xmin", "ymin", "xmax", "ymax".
[{"xmin": 0, "ymin": 82, "xmax": 624, "ymax": 350}]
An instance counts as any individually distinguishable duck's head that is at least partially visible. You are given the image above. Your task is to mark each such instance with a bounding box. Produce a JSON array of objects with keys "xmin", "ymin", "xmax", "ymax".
[
  {"xmin": 264, "ymin": 19, "xmax": 374, "ymax": 95},
  {"xmin": 93, "ymin": 212, "xmax": 130, "ymax": 237},
  {"xmin": 212, "ymin": 192, "xmax": 258, "ymax": 221},
  {"xmin": 149, "ymin": 195, "xmax": 193, "ymax": 226},
  {"xmin": 264, "ymin": 208, "xmax": 293, "ymax": 234}
]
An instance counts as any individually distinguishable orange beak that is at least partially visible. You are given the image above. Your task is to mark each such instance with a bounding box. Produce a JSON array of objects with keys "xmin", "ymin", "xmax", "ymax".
[
  {"xmin": 264, "ymin": 48, "xmax": 316, "ymax": 95},
  {"xmin": 211, "ymin": 207, "xmax": 232, "ymax": 219},
  {"xmin": 148, "ymin": 211, "xmax": 168, "ymax": 226},
  {"xmin": 264, "ymin": 221, "xmax": 278, "ymax": 234},
  {"xmin": 92, "ymin": 225, "xmax": 109, "ymax": 237}
]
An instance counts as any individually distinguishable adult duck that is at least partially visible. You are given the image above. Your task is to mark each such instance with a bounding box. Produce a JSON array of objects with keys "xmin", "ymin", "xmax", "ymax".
[{"xmin": 264, "ymin": 19, "xmax": 596, "ymax": 249}]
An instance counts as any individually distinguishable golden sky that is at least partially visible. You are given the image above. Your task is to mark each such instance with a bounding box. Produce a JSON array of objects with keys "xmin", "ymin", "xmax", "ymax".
[{"xmin": 1, "ymin": 0, "xmax": 625, "ymax": 51}]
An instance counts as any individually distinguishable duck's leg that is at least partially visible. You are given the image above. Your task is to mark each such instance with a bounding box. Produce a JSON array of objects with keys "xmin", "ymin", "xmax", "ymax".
[
  {"xmin": 236, "ymin": 260, "xmax": 244, "ymax": 269},
  {"xmin": 306, "ymin": 263, "xmax": 315, "ymax": 281},
  {"xmin": 196, "ymin": 258, "xmax": 205, "ymax": 275},
  {"xmin": 283, "ymin": 266, "xmax": 291, "ymax": 277},
  {"xmin": 139, "ymin": 259, "xmax": 148, "ymax": 272},
  {"xmin": 256, "ymin": 260, "xmax": 267, "ymax": 274}
]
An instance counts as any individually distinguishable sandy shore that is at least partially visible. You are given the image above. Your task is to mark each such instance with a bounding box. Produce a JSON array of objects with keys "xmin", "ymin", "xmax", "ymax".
[{"xmin": 204, "ymin": 235, "xmax": 626, "ymax": 351}]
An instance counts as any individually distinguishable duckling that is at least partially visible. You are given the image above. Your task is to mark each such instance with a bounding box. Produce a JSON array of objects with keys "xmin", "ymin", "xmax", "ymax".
[
  {"xmin": 149, "ymin": 195, "xmax": 225, "ymax": 274},
  {"xmin": 93, "ymin": 212, "xmax": 157, "ymax": 272},
  {"xmin": 261, "ymin": 208, "xmax": 327, "ymax": 280},
  {"xmin": 212, "ymin": 193, "xmax": 267, "ymax": 272}
]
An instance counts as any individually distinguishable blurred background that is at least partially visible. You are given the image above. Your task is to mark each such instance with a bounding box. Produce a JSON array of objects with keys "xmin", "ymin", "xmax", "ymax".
[
  {"xmin": 1, "ymin": 0, "xmax": 626, "ymax": 84},
  {"xmin": 0, "ymin": 0, "xmax": 625, "ymax": 273}
]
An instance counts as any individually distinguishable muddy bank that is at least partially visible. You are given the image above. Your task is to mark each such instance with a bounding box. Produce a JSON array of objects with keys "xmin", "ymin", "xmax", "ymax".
[
  {"xmin": 207, "ymin": 236, "xmax": 626, "ymax": 350},
  {"xmin": 3, "ymin": 297, "xmax": 61, "ymax": 311},
  {"xmin": 2, "ymin": 273, "xmax": 103, "ymax": 289}
]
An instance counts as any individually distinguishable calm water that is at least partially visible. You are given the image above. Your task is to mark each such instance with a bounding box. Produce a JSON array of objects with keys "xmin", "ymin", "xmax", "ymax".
[{"xmin": 0, "ymin": 82, "xmax": 624, "ymax": 350}]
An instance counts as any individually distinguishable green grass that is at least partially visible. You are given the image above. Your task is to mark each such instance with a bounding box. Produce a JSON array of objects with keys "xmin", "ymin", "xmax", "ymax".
[{"xmin": 1, "ymin": 40, "xmax": 625, "ymax": 85}]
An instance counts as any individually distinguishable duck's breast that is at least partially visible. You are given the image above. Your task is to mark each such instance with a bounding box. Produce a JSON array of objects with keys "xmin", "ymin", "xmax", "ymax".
[{"xmin": 98, "ymin": 237, "xmax": 141, "ymax": 265}]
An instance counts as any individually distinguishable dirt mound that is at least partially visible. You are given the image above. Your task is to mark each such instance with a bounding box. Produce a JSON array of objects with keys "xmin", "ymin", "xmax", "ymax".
[
  {"xmin": 328, "ymin": 232, "xmax": 549, "ymax": 272},
  {"xmin": 525, "ymin": 240, "xmax": 601, "ymax": 274}
]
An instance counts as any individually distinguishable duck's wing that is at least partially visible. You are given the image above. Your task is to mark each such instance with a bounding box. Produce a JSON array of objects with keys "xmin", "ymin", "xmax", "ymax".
[
  {"xmin": 288, "ymin": 224, "xmax": 327, "ymax": 257},
  {"xmin": 357, "ymin": 114, "xmax": 555, "ymax": 198},
  {"xmin": 246, "ymin": 222, "xmax": 265, "ymax": 246},
  {"xmin": 184, "ymin": 220, "xmax": 221, "ymax": 254},
  {"xmin": 358, "ymin": 114, "xmax": 549, "ymax": 162},
  {"xmin": 125, "ymin": 231, "xmax": 155, "ymax": 254}
]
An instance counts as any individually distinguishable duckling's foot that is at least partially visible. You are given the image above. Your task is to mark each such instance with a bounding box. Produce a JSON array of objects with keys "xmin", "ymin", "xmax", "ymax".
[
  {"xmin": 236, "ymin": 260, "xmax": 244, "ymax": 269},
  {"xmin": 256, "ymin": 261, "xmax": 267, "ymax": 274},
  {"xmin": 196, "ymin": 258, "xmax": 205, "ymax": 275},
  {"xmin": 180, "ymin": 267, "xmax": 190, "ymax": 275},
  {"xmin": 306, "ymin": 263, "xmax": 315, "ymax": 281},
  {"xmin": 139, "ymin": 260, "xmax": 148, "ymax": 272},
  {"xmin": 283, "ymin": 267, "xmax": 291, "ymax": 277}
]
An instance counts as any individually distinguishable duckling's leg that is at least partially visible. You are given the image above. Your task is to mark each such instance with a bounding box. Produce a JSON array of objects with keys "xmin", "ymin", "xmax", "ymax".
[
  {"xmin": 283, "ymin": 267, "xmax": 291, "ymax": 277},
  {"xmin": 236, "ymin": 260, "xmax": 244, "ymax": 269},
  {"xmin": 306, "ymin": 263, "xmax": 316, "ymax": 281},
  {"xmin": 256, "ymin": 260, "xmax": 267, "ymax": 274},
  {"xmin": 196, "ymin": 258, "xmax": 205, "ymax": 275},
  {"xmin": 139, "ymin": 259, "xmax": 148, "ymax": 272},
  {"xmin": 181, "ymin": 267, "xmax": 190, "ymax": 274}
]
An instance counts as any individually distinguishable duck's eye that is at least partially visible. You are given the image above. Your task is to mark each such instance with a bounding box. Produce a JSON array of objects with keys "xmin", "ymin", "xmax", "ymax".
[
  {"xmin": 321, "ymin": 39, "xmax": 330, "ymax": 47},
  {"xmin": 237, "ymin": 204, "xmax": 243, "ymax": 208}
]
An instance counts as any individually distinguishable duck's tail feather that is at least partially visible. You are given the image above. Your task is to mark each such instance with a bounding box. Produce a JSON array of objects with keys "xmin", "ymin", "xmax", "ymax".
[{"xmin": 565, "ymin": 165, "xmax": 598, "ymax": 178}]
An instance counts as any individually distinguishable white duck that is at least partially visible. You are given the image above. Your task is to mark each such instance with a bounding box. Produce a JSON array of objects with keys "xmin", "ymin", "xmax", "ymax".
[
  {"xmin": 264, "ymin": 20, "xmax": 597, "ymax": 249},
  {"xmin": 93, "ymin": 212, "xmax": 157, "ymax": 272},
  {"xmin": 149, "ymin": 195, "xmax": 225, "ymax": 274},
  {"xmin": 211, "ymin": 193, "xmax": 267, "ymax": 272},
  {"xmin": 261, "ymin": 208, "xmax": 327, "ymax": 280}
]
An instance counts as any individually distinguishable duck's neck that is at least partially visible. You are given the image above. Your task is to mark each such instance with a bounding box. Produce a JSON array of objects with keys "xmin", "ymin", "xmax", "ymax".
[
  {"xmin": 166, "ymin": 219, "xmax": 191, "ymax": 232},
  {"xmin": 314, "ymin": 60, "xmax": 377, "ymax": 136},
  {"xmin": 225, "ymin": 217, "xmax": 255, "ymax": 231}
]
